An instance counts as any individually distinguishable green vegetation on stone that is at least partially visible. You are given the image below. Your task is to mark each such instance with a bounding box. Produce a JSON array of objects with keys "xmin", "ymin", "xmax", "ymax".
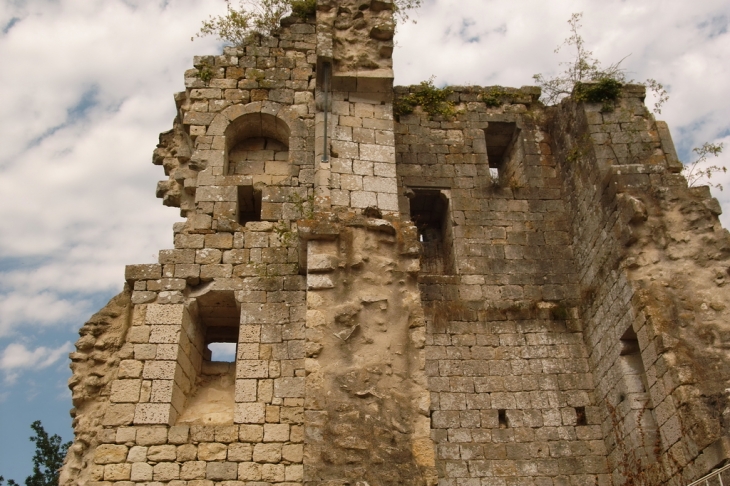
[{"xmin": 394, "ymin": 78, "xmax": 455, "ymax": 119}]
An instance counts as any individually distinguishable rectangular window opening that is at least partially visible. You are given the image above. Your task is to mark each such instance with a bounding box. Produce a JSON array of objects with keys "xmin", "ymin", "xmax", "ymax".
[
  {"xmin": 198, "ymin": 291, "xmax": 241, "ymax": 364},
  {"xmin": 575, "ymin": 406, "xmax": 587, "ymax": 426},
  {"xmin": 619, "ymin": 326, "xmax": 649, "ymax": 394},
  {"xmin": 409, "ymin": 189, "xmax": 454, "ymax": 275},
  {"xmin": 238, "ymin": 185, "xmax": 262, "ymax": 225},
  {"xmin": 484, "ymin": 122, "xmax": 518, "ymax": 185}
]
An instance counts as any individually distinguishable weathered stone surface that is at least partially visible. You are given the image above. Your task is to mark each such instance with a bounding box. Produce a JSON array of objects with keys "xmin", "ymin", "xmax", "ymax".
[{"xmin": 63, "ymin": 8, "xmax": 730, "ymax": 486}]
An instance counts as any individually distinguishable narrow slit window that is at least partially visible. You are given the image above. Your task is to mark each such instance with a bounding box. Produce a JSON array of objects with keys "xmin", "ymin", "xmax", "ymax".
[
  {"xmin": 498, "ymin": 409, "xmax": 508, "ymax": 428},
  {"xmin": 409, "ymin": 189, "xmax": 454, "ymax": 275},
  {"xmin": 619, "ymin": 327, "xmax": 649, "ymax": 394},
  {"xmin": 484, "ymin": 122, "xmax": 518, "ymax": 184}
]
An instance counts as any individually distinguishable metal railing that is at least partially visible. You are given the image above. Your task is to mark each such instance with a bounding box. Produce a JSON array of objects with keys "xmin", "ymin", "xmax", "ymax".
[{"xmin": 687, "ymin": 463, "xmax": 730, "ymax": 486}]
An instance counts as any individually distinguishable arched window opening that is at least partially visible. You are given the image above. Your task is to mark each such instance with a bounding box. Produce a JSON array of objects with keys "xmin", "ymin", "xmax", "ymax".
[{"xmin": 225, "ymin": 112, "xmax": 291, "ymax": 177}]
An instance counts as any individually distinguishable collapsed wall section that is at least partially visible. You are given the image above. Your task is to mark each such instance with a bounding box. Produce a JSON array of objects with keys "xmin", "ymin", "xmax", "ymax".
[{"xmin": 551, "ymin": 84, "xmax": 730, "ymax": 485}]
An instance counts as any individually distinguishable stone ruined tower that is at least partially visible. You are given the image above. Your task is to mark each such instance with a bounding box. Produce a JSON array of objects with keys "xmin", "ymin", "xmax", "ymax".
[{"xmin": 61, "ymin": 2, "xmax": 730, "ymax": 486}]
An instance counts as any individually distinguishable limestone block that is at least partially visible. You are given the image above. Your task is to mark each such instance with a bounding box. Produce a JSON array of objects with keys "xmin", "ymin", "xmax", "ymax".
[
  {"xmin": 131, "ymin": 291, "xmax": 156, "ymax": 304},
  {"xmin": 252, "ymin": 443, "xmax": 282, "ymax": 463},
  {"xmin": 134, "ymin": 403, "xmax": 173, "ymax": 425},
  {"xmin": 363, "ymin": 175, "xmax": 397, "ymax": 194},
  {"xmin": 205, "ymin": 233, "xmax": 234, "ymax": 249},
  {"xmin": 239, "ymin": 325, "xmax": 261, "ymax": 343},
  {"xmin": 238, "ymin": 462, "xmax": 262, "ymax": 481},
  {"xmin": 273, "ymin": 377, "xmax": 304, "ymax": 398},
  {"xmin": 145, "ymin": 304, "xmax": 185, "ymax": 325},
  {"xmin": 195, "ymin": 186, "xmax": 238, "ymax": 202},
  {"xmin": 340, "ymin": 174, "xmax": 363, "ymax": 191},
  {"xmin": 196, "ymin": 248, "xmax": 223, "ymax": 264},
  {"xmin": 147, "ymin": 445, "xmax": 177, "ymax": 462},
  {"xmin": 237, "ymin": 343, "xmax": 260, "ymax": 360},
  {"xmin": 177, "ymin": 444, "xmax": 197, "ymax": 462},
  {"xmin": 215, "ymin": 425, "xmax": 239, "ymax": 443},
  {"xmin": 235, "ymin": 379, "xmax": 258, "ymax": 402},
  {"xmin": 143, "ymin": 361, "xmax": 177, "ymax": 380},
  {"xmin": 350, "ymin": 191, "xmax": 377, "ymax": 208},
  {"xmin": 159, "ymin": 249, "xmax": 196, "ymax": 264},
  {"xmin": 183, "ymin": 112, "xmax": 216, "ymax": 126},
  {"xmin": 153, "ymin": 462, "xmax": 180, "ymax": 481},
  {"xmin": 155, "ymin": 344, "xmax": 178, "ymax": 360},
  {"xmin": 127, "ymin": 326, "xmax": 151, "ymax": 344},
  {"xmin": 223, "ymin": 249, "xmax": 250, "ymax": 264},
  {"xmin": 94, "ymin": 445, "xmax": 128, "ymax": 464},
  {"xmin": 127, "ymin": 445, "xmax": 147, "ymax": 462},
  {"xmin": 125, "ymin": 264, "xmax": 162, "ymax": 281},
  {"xmin": 281, "ymin": 444, "xmax": 303, "ymax": 463},
  {"xmin": 235, "ymin": 403, "xmax": 266, "ymax": 424},
  {"xmin": 174, "ymin": 264, "xmax": 200, "ymax": 279},
  {"xmin": 307, "ymin": 274, "xmax": 334, "ymax": 290},
  {"xmin": 118, "ymin": 360, "xmax": 143, "ymax": 378},
  {"xmin": 200, "ymin": 264, "xmax": 233, "ymax": 279},
  {"xmin": 198, "ymin": 442, "xmax": 228, "ymax": 461},
  {"xmin": 206, "ymin": 462, "xmax": 238, "ymax": 481},
  {"xmin": 239, "ymin": 425, "xmax": 264, "ymax": 442},
  {"xmin": 149, "ymin": 325, "xmax": 181, "ymax": 344},
  {"xmin": 244, "ymin": 232, "xmax": 270, "ymax": 248},
  {"xmin": 116, "ymin": 427, "xmax": 136, "ymax": 444},
  {"xmin": 240, "ymin": 303, "xmax": 289, "ymax": 324},
  {"xmin": 261, "ymin": 464, "xmax": 285, "ymax": 482},
  {"xmin": 190, "ymin": 88, "xmax": 222, "ymax": 99},
  {"xmin": 263, "ymin": 424, "xmax": 289, "ymax": 442},
  {"xmin": 307, "ymin": 253, "xmax": 338, "ymax": 273},
  {"xmin": 180, "ymin": 461, "xmax": 206, "ymax": 480},
  {"xmin": 104, "ymin": 464, "xmax": 131, "ymax": 481},
  {"xmin": 175, "ymin": 234, "xmax": 205, "ymax": 249},
  {"xmin": 110, "ymin": 380, "xmax": 142, "ymax": 403},
  {"xmin": 359, "ymin": 143, "xmax": 395, "ymax": 163},
  {"xmin": 102, "ymin": 404, "xmax": 135, "ymax": 426},
  {"xmin": 134, "ymin": 344, "xmax": 158, "ymax": 360},
  {"xmin": 285, "ymin": 464, "xmax": 304, "ymax": 482},
  {"xmin": 228, "ymin": 443, "xmax": 253, "ymax": 462},
  {"xmin": 130, "ymin": 462, "xmax": 153, "ymax": 481},
  {"xmin": 236, "ymin": 360, "xmax": 269, "ymax": 379}
]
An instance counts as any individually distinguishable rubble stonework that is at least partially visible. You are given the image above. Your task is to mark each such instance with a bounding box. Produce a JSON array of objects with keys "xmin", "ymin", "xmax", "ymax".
[{"xmin": 61, "ymin": 2, "xmax": 730, "ymax": 486}]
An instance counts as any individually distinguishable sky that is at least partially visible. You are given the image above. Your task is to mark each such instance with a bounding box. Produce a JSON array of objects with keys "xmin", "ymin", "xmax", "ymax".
[{"xmin": 1, "ymin": 0, "xmax": 729, "ymax": 480}]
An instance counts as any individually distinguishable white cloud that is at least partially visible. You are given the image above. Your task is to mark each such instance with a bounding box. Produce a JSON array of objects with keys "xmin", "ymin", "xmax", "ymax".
[
  {"xmin": 0, "ymin": 291, "xmax": 91, "ymax": 337},
  {"xmin": 0, "ymin": 341, "xmax": 73, "ymax": 383}
]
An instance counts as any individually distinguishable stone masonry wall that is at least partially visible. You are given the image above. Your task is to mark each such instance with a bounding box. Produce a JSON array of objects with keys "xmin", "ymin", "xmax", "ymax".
[
  {"xmin": 62, "ymin": 4, "xmax": 730, "ymax": 486},
  {"xmin": 394, "ymin": 86, "xmax": 610, "ymax": 485}
]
